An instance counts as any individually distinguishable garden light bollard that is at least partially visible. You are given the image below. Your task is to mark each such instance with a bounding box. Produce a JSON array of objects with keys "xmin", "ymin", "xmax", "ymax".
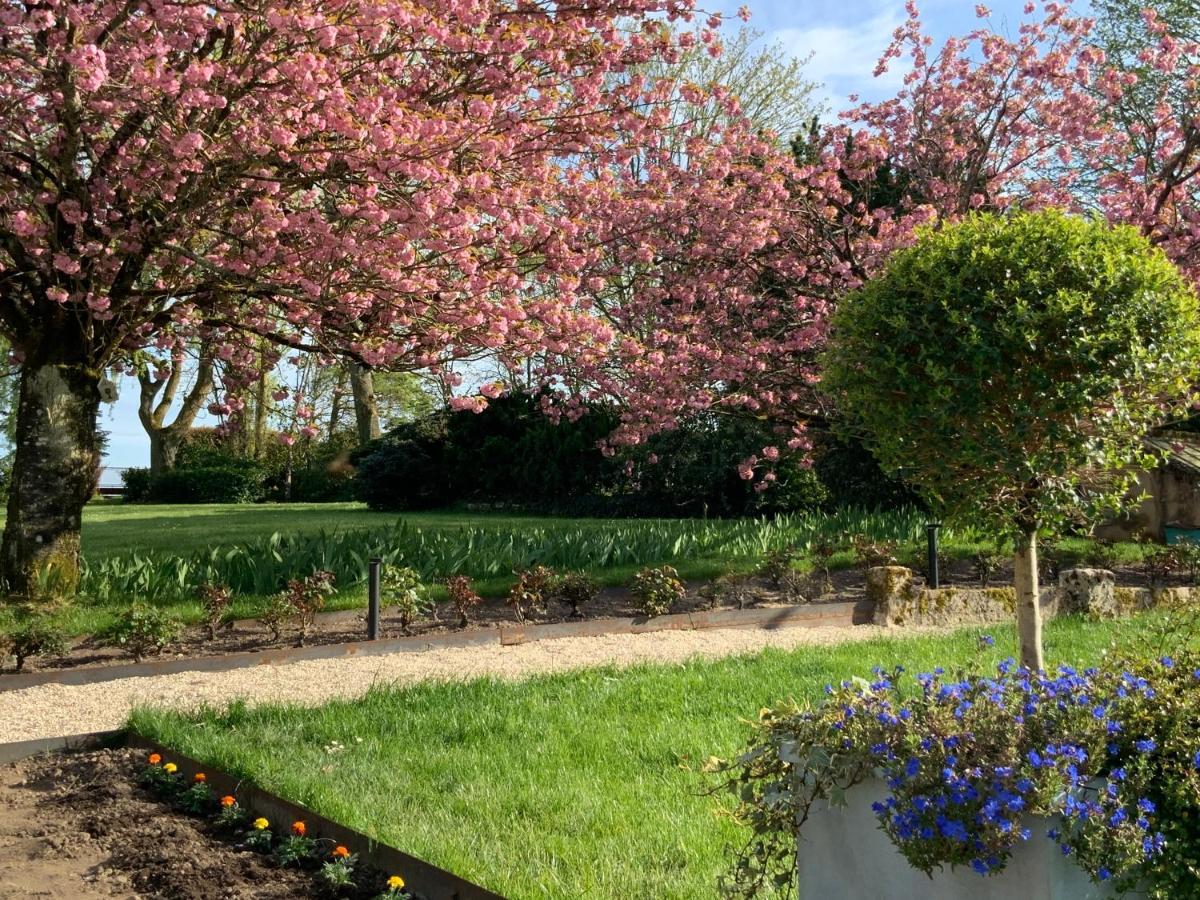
[
  {"xmin": 368, "ymin": 557, "xmax": 382, "ymax": 640},
  {"xmin": 926, "ymin": 522, "xmax": 941, "ymax": 588}
]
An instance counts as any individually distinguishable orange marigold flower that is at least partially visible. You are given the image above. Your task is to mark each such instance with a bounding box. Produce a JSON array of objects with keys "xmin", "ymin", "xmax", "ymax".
[
  {"xmin": 194, "ymin": 772, "xmax": 206, "ymax": 783},
  {"xmin": 332, "ymin": 845, "xmax": 350, "ymax": 858},
  {"xmin": 220, "ymin": 795, "xmax": 236, "ymax": 807},
  {"xmin": 291, "ymin": 820, "xmax": 306, "ymax": 837},
  {"xmin": 148, "ymin": 753, "xmax": 162, "ymax": 765}
]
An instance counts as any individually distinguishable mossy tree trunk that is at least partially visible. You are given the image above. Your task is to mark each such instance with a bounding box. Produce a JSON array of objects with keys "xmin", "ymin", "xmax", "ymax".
[
  {"xmin": 1013, "ymin": 528, "xmax": 1045, "ymax": 671},
  {"xmin": 1, "ymin": 359, "xmax": 102, "ymax": 600}
]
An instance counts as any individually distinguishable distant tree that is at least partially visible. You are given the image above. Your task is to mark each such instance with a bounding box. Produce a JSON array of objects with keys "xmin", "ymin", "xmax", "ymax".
[
  {"xmin": 824, "ymin": 211, "xmax": 1200, "ymax": 669},
  {"xmin": 135, "ymin": 345, "xmax": 214, "ymax": 474}
]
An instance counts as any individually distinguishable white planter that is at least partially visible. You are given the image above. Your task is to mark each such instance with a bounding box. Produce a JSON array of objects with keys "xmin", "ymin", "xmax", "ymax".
[{"xmin": 796, "ymin": 781, "xmax": 1137, "ymax": 900}]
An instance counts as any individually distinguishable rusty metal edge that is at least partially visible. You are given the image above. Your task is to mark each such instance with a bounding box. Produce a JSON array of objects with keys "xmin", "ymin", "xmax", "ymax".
[
  {"xmin": 2, "ymin": 601, "xmax": 877, "ymax": 693},
  {"xmin": 0, "ymin": 729, "xmax": 125, "ymax": 765},
  {"xmin": 122, "ymin": 734, "xmax": 506, "ymax": 900}
]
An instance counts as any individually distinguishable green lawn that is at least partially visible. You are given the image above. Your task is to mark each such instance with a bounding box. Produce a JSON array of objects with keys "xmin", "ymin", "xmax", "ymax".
[{"xmin": 132, "ymin": 614, "xmax": 1152, "ymax": 900}]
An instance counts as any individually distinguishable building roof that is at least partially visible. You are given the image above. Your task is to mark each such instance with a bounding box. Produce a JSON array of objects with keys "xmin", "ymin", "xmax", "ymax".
[{"xmin": 1147, "ymin": 432, "xmax": 1200, "ymax": 479}]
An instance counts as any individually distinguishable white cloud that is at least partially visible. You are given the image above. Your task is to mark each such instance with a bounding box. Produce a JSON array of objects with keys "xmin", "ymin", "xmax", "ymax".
[{"xmin": 771, "ymin": 6, "xmax": 908, "ymax": 111}]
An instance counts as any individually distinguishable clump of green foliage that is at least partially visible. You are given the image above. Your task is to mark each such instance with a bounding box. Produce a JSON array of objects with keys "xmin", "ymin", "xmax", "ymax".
[
  {"xmin": 445, "ymin": 575, "xmax": 482, "ymax": 627},
  {"xmin": 1, "ymin": 612, "xmax": 68, "ymax": 672},
  {"xmin": 507, "ymin": 565, "xmax": 556, "ymax": 623},
  {"xmin": 551, "ymin": 570, "xmax": 599, "ymax": 617},
  {"xmin": 630, "ymin": 565, "xmax": 686, "ymax": 617},
  {"xmin": 101, "ymin": 603, "xmax": 182, "ymax": 661},
  {"xmin": 381, "ymin": 566, "xmax": 430, "ymax": 635}
]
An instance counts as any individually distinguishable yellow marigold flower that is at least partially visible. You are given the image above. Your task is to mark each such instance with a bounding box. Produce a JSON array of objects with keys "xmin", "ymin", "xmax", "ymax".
[
  {"xmin": 147, "ymin": 753, "xmax": 162, "ymax": 765},
  {"xmin": 194, "ymin": 772, "xmax": 206, "ymax": 783},
  {"xmin": 387, "ymin": 875, "xmax": 405, "ymax": 891},
  {"xmin": 162, "ymin": 762, "xmax": 177, "ymax": 774},
  {"xmin": 253, "ymin": 817, "xmax": 269, "ymax": 831},
  {"xmin": 291, "ymin": 820, "xmax": 306, "ymax": 837},
  {"xmin": 220, "ymin": 795, "xmax": 236, "ymax": 808}
]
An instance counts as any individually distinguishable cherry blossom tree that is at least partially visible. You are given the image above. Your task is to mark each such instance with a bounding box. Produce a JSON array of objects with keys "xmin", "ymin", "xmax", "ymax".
[
  {"xmin": 544, "ymin": 0, "xmax": 1200, "ymax": 481},
  {"xmin": 0, "ymin": 0, "xmax": 789, "ymax": 596}
]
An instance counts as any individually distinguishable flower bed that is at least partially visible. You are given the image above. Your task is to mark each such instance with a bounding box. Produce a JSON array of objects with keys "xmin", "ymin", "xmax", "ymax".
[{"xmin": 714, "ymin": 616, "xmax": 1200, "ymax": 899}]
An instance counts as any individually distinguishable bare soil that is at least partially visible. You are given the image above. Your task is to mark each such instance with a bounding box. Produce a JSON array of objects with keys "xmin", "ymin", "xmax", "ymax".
[{"xmin": 0, "ymin": 747, "xmax": 323, "ymax": 899}]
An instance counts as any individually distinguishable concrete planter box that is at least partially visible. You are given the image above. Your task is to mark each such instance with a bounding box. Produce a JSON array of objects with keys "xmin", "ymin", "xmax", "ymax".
[{"xmin": 796, "ymin": 781, "xmax": 1137, "ymax": 899}]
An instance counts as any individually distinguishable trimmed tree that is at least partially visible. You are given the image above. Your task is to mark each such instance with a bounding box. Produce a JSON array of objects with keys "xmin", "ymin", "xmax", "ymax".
[{"xmin": 823, "ymin": 210, "xmax": 1200, "ymax": 670}]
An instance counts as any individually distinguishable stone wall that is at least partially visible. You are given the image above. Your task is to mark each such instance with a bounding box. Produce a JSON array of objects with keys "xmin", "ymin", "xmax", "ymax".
[{"xmin": 870, "ymin": 566, "xmax": 1194, "ymax": 628}]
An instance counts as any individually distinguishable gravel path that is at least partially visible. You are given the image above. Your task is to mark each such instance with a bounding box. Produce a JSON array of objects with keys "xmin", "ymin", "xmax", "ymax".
[{"xmin": 0, "ymin": 623, "xmax": 938, "ymax": 742}]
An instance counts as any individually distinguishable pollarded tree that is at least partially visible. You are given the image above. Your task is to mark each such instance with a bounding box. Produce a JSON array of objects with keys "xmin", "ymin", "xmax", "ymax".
[
  {"xmin": 0, "ymin": 1, "xmax": 790, "ymax": 596},
  {"xmin": 823, "ymin": 210, "xmax": 1200, "ymax": 670}
]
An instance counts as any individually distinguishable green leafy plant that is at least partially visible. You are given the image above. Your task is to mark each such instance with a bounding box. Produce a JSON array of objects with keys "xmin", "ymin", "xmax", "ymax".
[
  {"xmin": 381, "ymin": 566, "xmax": 430, "ymax": 635},
  {"xmin": 215, "ymin": 794, "xmax": 247, "ymax": 829},
  {"xmin": 285, "ymin": 570, "xmax": 335, "ymax": 646},
  {"xmin": 850, "ymin": 534, "xmax": 897, "ymax": 569},
  {"xmin": 176, "ymin": 772, "xmax": 214, "ymax": 814},
  {"xmin": 699, "ymin": 574, "xmax": 759, "ymax": 610},
  {"xmin": 2, "ymin": 613, "xmax": 67, "ymax": 672},
  {"xmin": 757, "ymin": 547, "xmax": 797, "ymax": 589},
  {"xmin": 274, "ymin": 822, "xmax": 318, "ymax": 867},
  {"xmin": 971, "ymin": 551, "xmax": 1007, "ymax": 588},
  {"xmin": 551, "ymin": 570, "xmax": 599, "ymax": 617},
  {"xmin": 320, "ymin": 848, "xmax": 358, "ymax": 891},
  {"xmin": 100, "ymin": 603, "xmax": 181, "ymax": 661},
  {"xmin": 260, "ymin": 592, "xmax": 294, "ymax": 643},
  {"xmin": 198, "ymin": 581, "xmax": 232, "ymax": 640},
  {"xmin": 825, "ymin": 210, "xmax": 1200, "ymax": 668},
  {"xmin": 507, "ymin": 565, "xmax": 555, "ymax": 623},
  {"xmin": 445, "ymin": 575, "xmax": 482, "ymax": 627},
  {"xmin": 630, "ymin": 565, "xmax": 685, "ymax": 617},
  {"xmin": 242, "ymin": 816, "xmax": 274, "ymax": 852}
]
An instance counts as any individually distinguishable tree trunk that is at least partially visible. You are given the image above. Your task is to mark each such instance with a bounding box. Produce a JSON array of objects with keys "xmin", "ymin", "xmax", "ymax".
[
  {"xmin": 349, "ymin": 362, "xmax": 381, "ymax": 444},
  {"xmin": 1014, "ymin": 528, "xmax": 1045, "ymax": 671},
  {"xmin": 252, "ymin": 360, "xmax": 269, "ymax": 459},
  {"xmin": 1, "ymin": 361, "xmax": 102, "ymax": 600},
  {"xmin": 138, "ymin": 350, "xmax": 214, "ymax": 475}
]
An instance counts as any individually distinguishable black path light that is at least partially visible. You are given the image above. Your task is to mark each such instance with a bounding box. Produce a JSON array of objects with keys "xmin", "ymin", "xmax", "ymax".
[
  {"xmin": 926, "ymin": 522, "xmax": 941, "ymax": 588},
  {"xmin": 368, "ymin": 557, "xmax": 382, "ymax": 640}
]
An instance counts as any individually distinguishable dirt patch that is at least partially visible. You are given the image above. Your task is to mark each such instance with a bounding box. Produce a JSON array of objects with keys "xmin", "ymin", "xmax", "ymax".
[{"xmin": 0, "ymin": 747, "xmax": 320, "ymax": 899}]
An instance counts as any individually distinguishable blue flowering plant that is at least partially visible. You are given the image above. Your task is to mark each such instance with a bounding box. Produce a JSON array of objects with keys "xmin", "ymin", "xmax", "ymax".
[{"xmin": 712, "ymin": 628, "xmax": 1200, "ymax": 899}]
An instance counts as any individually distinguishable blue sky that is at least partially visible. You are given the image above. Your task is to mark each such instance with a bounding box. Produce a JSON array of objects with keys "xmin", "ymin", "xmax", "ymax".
[{"xmin": 99, "ymin": 0, "xmax": 1042, "ymax": 471}]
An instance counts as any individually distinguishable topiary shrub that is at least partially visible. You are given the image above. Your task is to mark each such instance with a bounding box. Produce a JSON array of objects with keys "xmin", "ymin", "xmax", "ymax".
[{"xmin": 825, "ymin": 210, "xmax": 1200, "ymax": 669}]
